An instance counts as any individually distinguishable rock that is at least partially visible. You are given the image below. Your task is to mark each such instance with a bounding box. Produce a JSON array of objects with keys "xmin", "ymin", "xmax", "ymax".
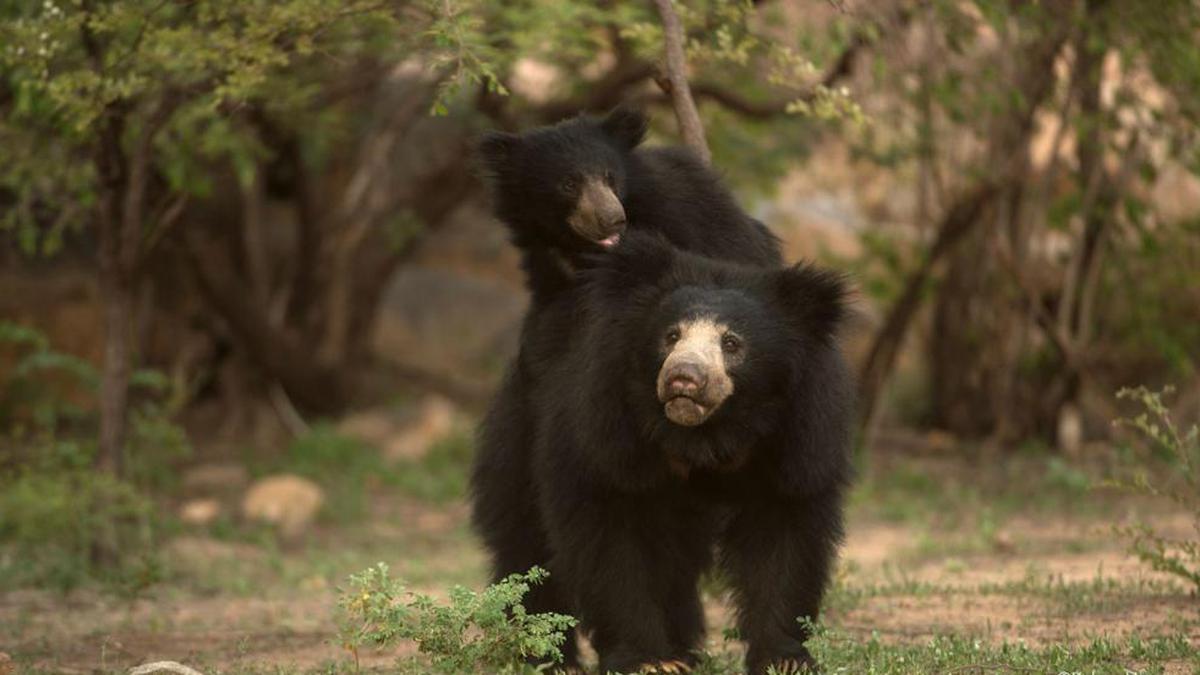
[
  {"xmin": 181, "ymin": 463, "xmax": 249, "ymax": 496},
  {"xmin": 0, "ymin": 652, "xmax": 14, "ymax": 675},
  {"xmin": 241, "ymin": 474, "xmax": 324, "ymax": 537},
  {"xmin": 1056, "ymin": 403, "xmax": 1083, "ymax": 457},
  {"xmin": 991, "ymin": 531, "xmax": 1018, "ymax": 554},
  {"xmin": 373, "ymin": 266, "xmax": 525, "ymax": 379},
  {"xmin": 384, "ymin": 396, "xmax": 458, "ymax": 463},
  {"xmin": 337, "ymin": 410, "xmax": 398, "ymax": 449},
  {"xmin": 337, "ymin": 396, "xmax": 460, "ymax": 464},
  {"xmin": 129, "ymin": 661, "xmax": 206, "ymax": 675},
  {"xmin": 178, "ymin": 498, "xmax": 222, "ymax": 526}
]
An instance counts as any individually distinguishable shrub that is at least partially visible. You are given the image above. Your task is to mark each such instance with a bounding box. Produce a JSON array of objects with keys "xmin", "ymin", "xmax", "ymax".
[
  {"xmin": 0, "ymin": 463, "xmax": 162, "ymax": 592},
  {"xmin": 1112, "ymin": 386, "xmax": 1200, "ymax": 590},
  {"xmin": 335, "ymin": 564, "xmax": 576, "ymax": 674},
  {"xmin": 0, "ymin": 320, "xmax": 185, "ymax": 592}
]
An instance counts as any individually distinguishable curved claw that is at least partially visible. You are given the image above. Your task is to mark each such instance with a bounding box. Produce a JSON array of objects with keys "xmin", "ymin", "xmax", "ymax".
[{"xmin": 766, "ymin": 657, "xmax": 813, "ymax": 674}]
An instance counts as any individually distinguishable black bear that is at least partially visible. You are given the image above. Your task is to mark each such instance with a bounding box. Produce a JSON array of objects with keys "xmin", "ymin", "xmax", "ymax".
[
  {"xmin": 472, "ymin": 233, "xmax": 854, "ymax": 674},
  {"xmin": 474, "ymin": 108, "xmax": 789, "ymax": 672},
  {"xmin": 473, "ymin": 107, "xmax": 788, "ymax": 668},
  {"xmin": 476, "ymin": 106, "xmax": 781, "ymax": 302}
]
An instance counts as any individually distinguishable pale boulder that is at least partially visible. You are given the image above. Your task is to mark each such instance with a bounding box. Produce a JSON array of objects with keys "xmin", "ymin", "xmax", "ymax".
[
  {"xmin": 179, "ymin": 498, "xmax": 222, "ymax": 526},
  {"xmin": 241, "ymin": 474, "xmax": 324, "ymax": 537}
]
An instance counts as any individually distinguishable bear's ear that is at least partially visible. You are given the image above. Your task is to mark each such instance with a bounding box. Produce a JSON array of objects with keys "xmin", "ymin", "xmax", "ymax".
[
  {"xmin": 599, "ymin": 105, "xmax": 649, "ymax": 150},
  {"xmin": 768, "ymin": 264, "xmax": 849, "ymax": 343},
  {"xmin": 476, "ymin": 131, "xmax": 520, "ymax": 175}
]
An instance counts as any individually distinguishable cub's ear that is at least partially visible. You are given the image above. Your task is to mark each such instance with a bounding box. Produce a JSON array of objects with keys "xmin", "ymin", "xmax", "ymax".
[
  {"xmin": 476, "ymin": 131, "xmax": 519, "ymax": 175},
  {"xmin": 599, "ymin": 105, "xmax": 649, "ymax": 149},
  {"xmin": 768, "ymin": 264, "xmax": 849, "ymax": 343}
]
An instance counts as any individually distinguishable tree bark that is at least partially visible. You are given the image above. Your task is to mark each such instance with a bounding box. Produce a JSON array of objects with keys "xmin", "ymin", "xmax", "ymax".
[
  {"xmin": 183, "ymin": 228, "xmax": 351, "ymax": 414},
  {"xmin": 856, "ymin": 7, "xmax": 1073, "ymax": 436},
  {"xmin": 857, "ymin": 180, "xmax": 1002, "ymax": 434},
  {"xmin": 97, "ymin": 242, "xmax": 133, "ymax": 476},
  {"xmin": 94, "ymin": 106, "xmax": 131, "ymax": 477},
  {"xmin": 319, "ymin": 72, "xmax": 436, "ymax": 364},
  {"xmin": 652, "ymin": 0, "xmax": 711, "ymax": 165}
]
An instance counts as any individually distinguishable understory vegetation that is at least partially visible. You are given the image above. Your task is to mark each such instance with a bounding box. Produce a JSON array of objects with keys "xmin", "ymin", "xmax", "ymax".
[
  {"xmin": 0, "ymin": 321, "xmax": 185, "ymax": 592},
  {"xmin": 1112, "ymin": 387, "xmax": 1200, "ymax": 590}
]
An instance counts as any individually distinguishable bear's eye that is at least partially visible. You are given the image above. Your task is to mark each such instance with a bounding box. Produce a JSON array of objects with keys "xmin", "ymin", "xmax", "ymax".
[
  {"xmin": 664, "ymin": 329, "xmax": 681, "ymax": 346},
  {"xmin": 721, "ymin": 334, "xmax": 742, "ymax": 354},
  {"xmin": 603, "ymin": 169, "xmax": 615, "ymax": 185},
  {"xmin": 559, "ymin": 178, "xmax": 577, "ymax": 193}
]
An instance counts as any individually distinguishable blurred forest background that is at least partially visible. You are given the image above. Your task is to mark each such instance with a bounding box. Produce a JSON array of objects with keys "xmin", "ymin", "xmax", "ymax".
[{"xmin": 1, "ymin": 0, "xmax": 1198, "ymax": 672}]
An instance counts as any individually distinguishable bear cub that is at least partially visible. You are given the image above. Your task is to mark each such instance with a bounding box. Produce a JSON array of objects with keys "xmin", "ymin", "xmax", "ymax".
[
  {"xmin": 472, "ymin": 232, "xmax": 854, "ymax": 674},
  {"xmin": 477, "ymin": 106, "xmax": 781, "ymax": 302}
]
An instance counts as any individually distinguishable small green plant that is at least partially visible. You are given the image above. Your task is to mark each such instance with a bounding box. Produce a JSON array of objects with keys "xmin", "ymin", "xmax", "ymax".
[
  {"xmin": 0, "ymin": 320, "xmax": 185, "ymax": 592},
  {"xmin": 335, "ymin": 563, "xmax": 576, "ymax": 674},
  {"xmin": 804, "ymin": 621, "xmax": 1198, "ymax": 674},
  {"xmin": 1111, "ymin": 386, "xmax": 1200, "ymax": 590}
]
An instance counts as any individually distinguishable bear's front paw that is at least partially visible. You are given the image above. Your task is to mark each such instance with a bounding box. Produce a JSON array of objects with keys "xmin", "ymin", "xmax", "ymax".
[
  {"xmin": 764, "ymin": 657, "xmax": 814, "ymax": 674},
  {"xmin": 638, "ymin": 659, "xmax": 691, "ymax": 674},
  {"xmin": 748, "ymin": 647, "xmax": 817, "ymax": 675}
]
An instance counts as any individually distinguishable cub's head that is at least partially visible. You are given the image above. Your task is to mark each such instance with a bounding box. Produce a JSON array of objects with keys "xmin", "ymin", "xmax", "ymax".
[{"xmin": 477, "ymin": 106, "xmax": 648, "ymax": 252}]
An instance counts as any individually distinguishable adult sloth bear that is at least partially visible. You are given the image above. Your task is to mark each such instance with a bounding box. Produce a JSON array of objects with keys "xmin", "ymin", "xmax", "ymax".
[
  {"xmin": 472, "ymin": 233, "xmax": 854, "ymax": 674},
  {"xmin": 476, "ymin": 106, "xmax": 781, "ymax": 301}
]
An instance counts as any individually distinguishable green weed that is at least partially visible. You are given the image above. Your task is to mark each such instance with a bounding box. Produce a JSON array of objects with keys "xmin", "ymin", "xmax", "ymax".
[
  {"xmin": 335, "ymin": 563, "xmax": 576, "ymax": 674},
  {"xmin": 1111, "ymin": 386, "xmax": 1200, "ymax": 590},
  {"xmin": 0, "ymin": 320, "xmax": 186, "ymax": 593}
]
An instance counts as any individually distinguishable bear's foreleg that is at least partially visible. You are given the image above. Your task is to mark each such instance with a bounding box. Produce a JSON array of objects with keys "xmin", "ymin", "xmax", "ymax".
[
  {"xmin": 547, "ymin": 496, "xmax": 711, "ymax": 674},
  {"xmin": 718, "ymin": 492, "xmax": 843, "ymax": 674}
]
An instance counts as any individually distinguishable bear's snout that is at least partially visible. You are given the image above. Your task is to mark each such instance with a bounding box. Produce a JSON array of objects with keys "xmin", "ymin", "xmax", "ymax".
[
  {"xmin": 663, "ymin": 362, "xmax": 707, "ymax": 398},
  {"xmin": 655, "ymin": 318, "xmax": 736, "ymax": 427},
  {"xmin": 568, "ymin": 177, "xmax": 627, "ymax": 247}
]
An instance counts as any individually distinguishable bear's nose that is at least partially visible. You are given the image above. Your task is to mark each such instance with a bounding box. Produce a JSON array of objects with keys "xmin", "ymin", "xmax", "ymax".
[
  {"xmin": 666, "ymin": 363, "xmax": 707, "ymax": 397},
  {"xmin": 603, "ymin": 216, "xmax": 627, "ymax": 235}
]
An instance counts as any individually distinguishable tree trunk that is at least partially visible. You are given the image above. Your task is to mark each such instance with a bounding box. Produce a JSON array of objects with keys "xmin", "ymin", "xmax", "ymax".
[
  {"xmin": 653, "ymin": 0, "xmax": 711, "ymax": 165},
  {"xmin": 857, "ymin": 181, "xmax": 1001, "ymax": 433},
  {"xmin": 94, "ymin": 108, "xmax": 131, "ymax": 477},
  {"xmin": 97, "ymin": 237, "xmax": 133, "ymax": 477},
  {"xmin": 856, "ymin": 7, "xmax": 1073, "ymax": 436}
]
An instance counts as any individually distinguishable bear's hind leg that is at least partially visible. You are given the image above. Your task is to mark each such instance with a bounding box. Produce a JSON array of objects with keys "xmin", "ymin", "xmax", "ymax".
[
  {"xmin": 474, "ymin": 481, "xmax": 580, "ymax": 668},
  {"xmin": 471, "ymin": 375, "xmax": 580, "ymax": 668}
]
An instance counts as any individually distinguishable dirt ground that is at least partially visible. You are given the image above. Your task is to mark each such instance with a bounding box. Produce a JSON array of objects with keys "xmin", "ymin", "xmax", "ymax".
[{"xmin": 2, "ymin": 452, "xmax": 1198, "ymax": 673}]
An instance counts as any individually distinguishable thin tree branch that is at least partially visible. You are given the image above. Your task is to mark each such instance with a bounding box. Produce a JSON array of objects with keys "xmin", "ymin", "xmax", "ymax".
[
  {"xmin": 182, "ymin": 230, "xmax": 350, "ymax": 414},
  {"xmin": 636, "ymin": 2, "xmax": 908, "ymax": 121},
  {"xmin": 652, "ymin": 0, "xmax": 711, "ymax": 164}
]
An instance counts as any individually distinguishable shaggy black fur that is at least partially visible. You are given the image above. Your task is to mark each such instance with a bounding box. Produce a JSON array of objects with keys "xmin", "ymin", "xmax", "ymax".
[
  {"xmin": 471, "ymin": 233, "xmax": 854, "ymax": 674},
  {"xmin": 477, "ymin": 106, "xmax": 782, "ymax": 303},
  {"xmin": 473, "ymin": 109, "xmax": 786, "ymax": 672}
]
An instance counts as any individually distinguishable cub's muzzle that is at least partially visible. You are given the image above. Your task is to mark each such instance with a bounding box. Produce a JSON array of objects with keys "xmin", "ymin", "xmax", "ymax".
[{"xmin": 568, "ymin": 177, "xmax": 626, "ymax": 247}]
